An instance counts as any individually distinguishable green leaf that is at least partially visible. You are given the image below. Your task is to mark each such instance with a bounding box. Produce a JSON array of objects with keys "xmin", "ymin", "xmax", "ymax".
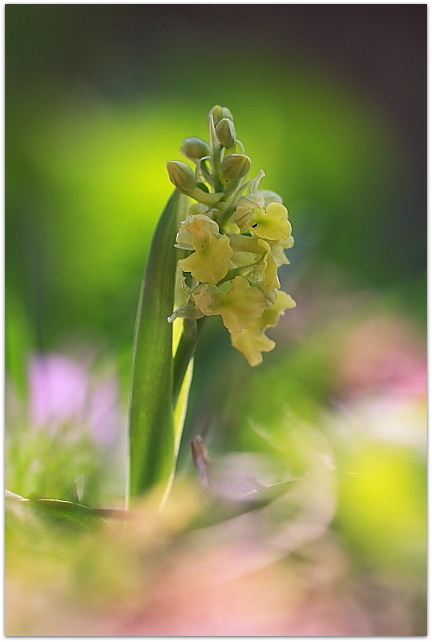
[
  {"xmin": 159, "ymin": 357, "xmax": 194, "ymax": 511},
  {"xmin": 6, "ymin": 491, "xmax": 127, "ymax": 532},
  {"xmin": 128, "ymin": 190, "xmax": 189, "ymax": 499}
]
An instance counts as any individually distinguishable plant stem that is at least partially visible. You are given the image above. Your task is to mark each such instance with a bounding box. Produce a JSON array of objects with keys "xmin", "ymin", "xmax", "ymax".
[{"xmin": 172, "ymin": 317, "xmax": 205, "ymax": 406}]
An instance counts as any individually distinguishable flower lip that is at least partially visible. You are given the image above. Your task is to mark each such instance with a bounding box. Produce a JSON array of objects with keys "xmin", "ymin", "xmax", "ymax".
[{"xmin": 249, "ymin": 202, "xmax": 292, "ymax": 241}]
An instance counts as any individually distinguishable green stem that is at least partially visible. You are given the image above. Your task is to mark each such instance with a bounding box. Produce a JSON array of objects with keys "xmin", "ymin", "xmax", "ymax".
[
  {"xmin": 218, "ymin": 202, "xmax": 237, "ymax": 229},
  {"xmin": 172, "ymin": 317, "xmax": 205, "ymax": 406},
  {"xmin": 212, "ymin": 144, "xmax": 224, "ymax": 193},
  {"xmin": 216, "ymin": 257, "xmax": 263, "ymax": 287}
]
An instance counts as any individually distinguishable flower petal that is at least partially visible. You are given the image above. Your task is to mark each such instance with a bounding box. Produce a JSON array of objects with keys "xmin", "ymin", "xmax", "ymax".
[
  {"xmin": 268, "ymin": 237, "xmax": 294, "ymax": 266},
  {"xmin": 257, "ymin": 289, "xmax": 296, "ymax": 332},
  {"xmin": 250, "ymin": 202, "xmax": 292, "ymax": 241},
  {"xmin": 193, "ymin": 276, "xmax": 268, "ymax": 333},
  {"xmin": 175, "ymin": 214, "xmax": 220, "ymax": 250},
  {"xmin": 230, "ymin": 290, "xmax": 296, "ymax": 365},
  {"xmin": 230, "ymin": 328, "xmax": 275, "ymax": 366},
  {"xmin": 179, "ymin": 235, "xmax": 233, "ymax": 284},
  {"xmin": 233, "ymin": 194, "xmax": 265, "ymax": 232}
]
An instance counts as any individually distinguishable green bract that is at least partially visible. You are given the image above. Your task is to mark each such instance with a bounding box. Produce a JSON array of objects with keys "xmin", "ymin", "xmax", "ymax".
[{"xmin": 167, "ymin": 105, "xmax": 296, "ymax": 366}]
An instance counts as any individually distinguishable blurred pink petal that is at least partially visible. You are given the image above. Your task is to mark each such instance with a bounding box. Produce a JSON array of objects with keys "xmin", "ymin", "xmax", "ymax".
[
  {"xmin": 336, "ymin": 316, "xmax": 427, "ymax": 400},
  {"xmin": 28, "ymin": 353, "xmax": 121, "ymax": 444}
]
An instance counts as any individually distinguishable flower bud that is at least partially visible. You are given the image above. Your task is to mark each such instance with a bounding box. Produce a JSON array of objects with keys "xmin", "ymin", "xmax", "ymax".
[
  {"xmin": 222, "ymin": 106, "xmax": 234, "ymax": 121},
  {"xmin": 215, "ymin": 118, "xmax": 236, "ymax": 148},
  {"xmin": 209, "ymin": 105, "xmax": 234, "ymax": 126},
  {"xmin": 221, "ymin": 154, "xmax": 251, "ymax": 181},
  {"xmin": 166, "ymin": 160, "xmax": 197, "ymax": 194},
  {"xmin": 181, "ymin": 137, "xmax": 210, "ymax": 162}
]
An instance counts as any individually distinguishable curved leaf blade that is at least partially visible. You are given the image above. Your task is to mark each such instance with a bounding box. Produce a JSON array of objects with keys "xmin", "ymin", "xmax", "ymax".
[{"xmin": 128, "ymin": 190, "xmax": 188, "ymax": 499}]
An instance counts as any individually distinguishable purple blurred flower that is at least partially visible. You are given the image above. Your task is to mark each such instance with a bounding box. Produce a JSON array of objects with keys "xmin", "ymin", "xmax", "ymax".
[{"xmin": 28, "ymin": 353, "xmax": 123, "ymax": 445}]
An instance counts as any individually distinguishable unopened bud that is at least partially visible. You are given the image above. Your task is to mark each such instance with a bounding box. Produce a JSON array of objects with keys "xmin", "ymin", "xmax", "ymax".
[
  {"xmin": 181, "ymin": 137, "xmax": 210, "ymax": 162},
  {"xmin": 221, "ymin": 154, "xmax": 251, "ymax": 181},
  {"xmin": 166, "ymin": 160, "xmax": 197, "ymax": 194},
  {"xmin": 222, "ymin": 106, "xmax": 234, "ymax": 121},
  {"xmin": 215, "ymin": 118, "xmax": 236, "ymax": 148},
  {"xmin": 209, "ymin": 104, "xmax": 234, "ymax": 126}
]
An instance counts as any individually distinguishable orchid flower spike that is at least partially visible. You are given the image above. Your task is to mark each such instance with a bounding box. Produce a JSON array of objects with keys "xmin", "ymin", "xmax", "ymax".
[{"xmin": 167, "ymin": 105, "xmax": 296, "ymax": 365}]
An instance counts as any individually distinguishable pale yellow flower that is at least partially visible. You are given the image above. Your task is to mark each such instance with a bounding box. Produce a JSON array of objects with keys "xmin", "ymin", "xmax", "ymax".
[
  {"xmin": 176, "ymin": 214, "xmax": 233, "ymax": 284},
  {"xmin": 233, "ymin": 194, "xmax": 265, "ymax": 231},
  {"xmin": 193, "ymin": 276, "xmax": 268, "ymax": 334},
  {"xmin": 268, "ymin": 237, "xmax": 294, "ymax": 267},
  {"xmin": 169, "ymin": 105, "xmax": 297, "ymax": 367},
  {"xmin": 175, "ymin": 214, "xmax": 220, "ymax": 250},
  {"xmin": 230, "ymin": 290, "xmax": 296, "ymax": 366},
  {"xmin": 249, "ymin": 202, "xmax": 292, "ymax": 241},
  {"xmin": 228, "ymin": 235, "xmax": 279, "ymax": 290},
  {"xmin": 257, "ymin": 289, "xmax": 296, "ymax": 330},
  {"xmin": 230, "ymin": 330, "xmax": 275, "ymax": 367},
  {"xmin": 233, "ymin": 198, "xmax": 292, "ymax": 241}
]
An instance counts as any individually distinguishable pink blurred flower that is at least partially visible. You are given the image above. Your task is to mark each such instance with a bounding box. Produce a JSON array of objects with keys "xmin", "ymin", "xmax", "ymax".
[
  {"xmin": 336, "ymin": 316, "xmax": 426, "ymax": 401},
  {"xmin": 28, "ymin": 353, "xmax": 123, "ymax": 444}
]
